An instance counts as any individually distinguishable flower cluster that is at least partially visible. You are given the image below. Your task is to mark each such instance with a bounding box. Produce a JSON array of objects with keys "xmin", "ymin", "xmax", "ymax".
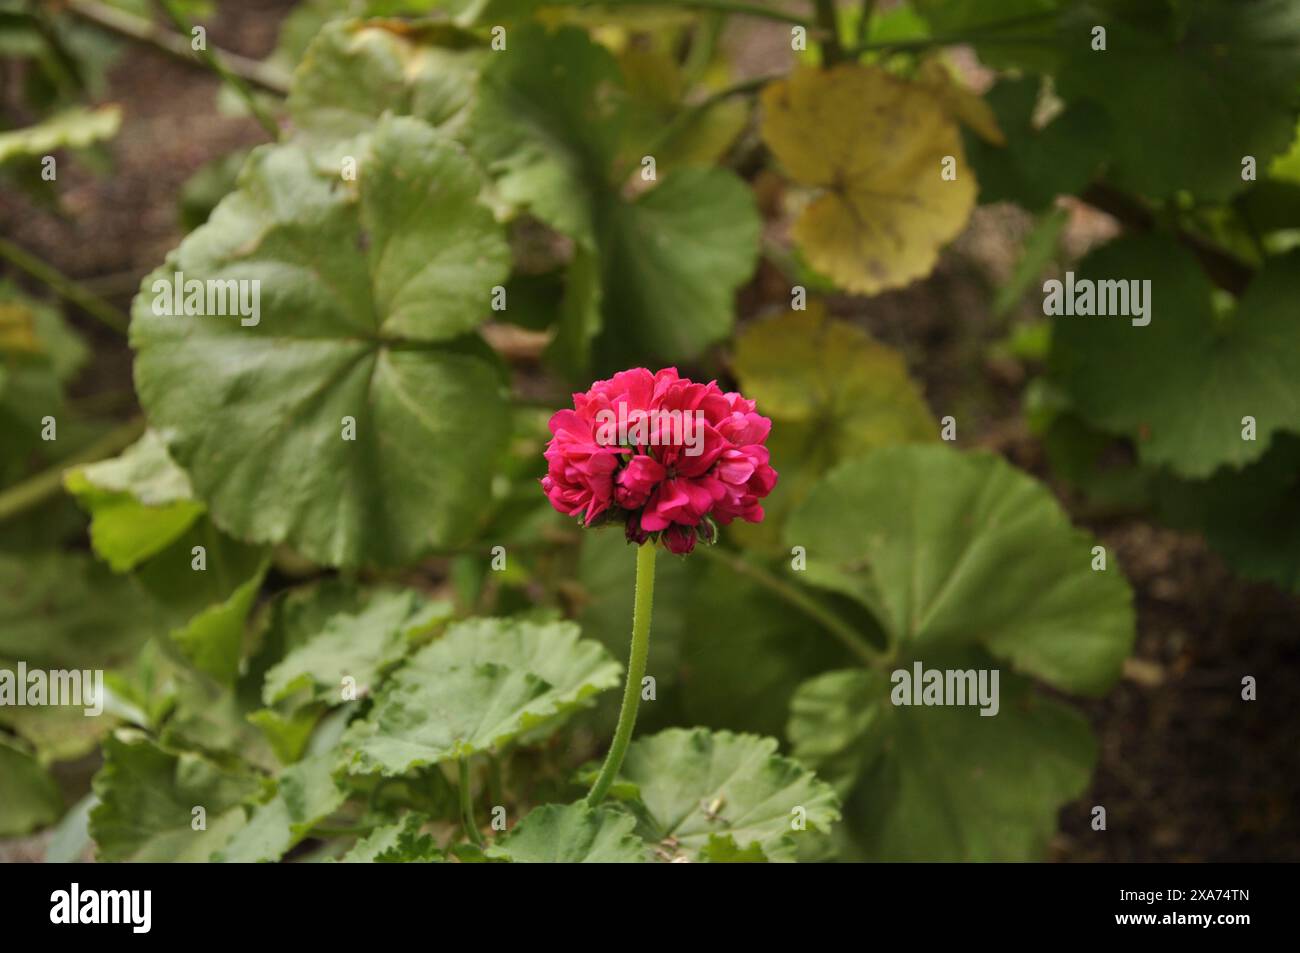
[{"xmin": 541, "ymin": 367, "xmax": 777, "ymax": 554}]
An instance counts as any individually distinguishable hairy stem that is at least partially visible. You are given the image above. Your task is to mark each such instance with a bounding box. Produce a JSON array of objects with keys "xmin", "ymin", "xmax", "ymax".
[
  {"xmin": 458, "ymin": 758, "xmax": 484, "ymax": 847},
  {"xmin": 586, "ymin": 541, "xmax": 657, "ymax": 806}
]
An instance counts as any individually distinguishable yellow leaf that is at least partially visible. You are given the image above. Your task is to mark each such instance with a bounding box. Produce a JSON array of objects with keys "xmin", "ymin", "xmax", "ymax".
[
  {"xmin": 728, "ymin": 301, "xmax": 936, "ymax": 549},
  {"xmin": 0, "ymin": 303, "xmax": 42, "ymax": 357},
  {"xmin": 760, "ymin": 65, "xmax": 976, "ymax": 295},
  {"xmin": 916, "ymin": 58, "xmax": 1005, "ymax": 146}
]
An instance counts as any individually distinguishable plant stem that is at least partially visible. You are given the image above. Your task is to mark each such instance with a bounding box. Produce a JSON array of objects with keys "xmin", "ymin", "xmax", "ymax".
[
  {"xmin": 458, "ymin": 758, "xmax": 484, "ymax": 847},
  {"xmin": 0, "ymin": 238, "xmax": 129, "ymax": 335},
  {"xmin": 856, "ymin": 0, "xmax": 876, "ymax": 47},
  {"xmin": 696, "ymin": 544, "xmax": 886, "ymax": 667},
  {"xmin": 813, "ymin": 0, "xmax": 844, "ymax": 64},
  {"xmin": 567, "ymin": 0, "xmax": 818, "ymax": 29},
  {"xmin": 0, "ymin": 416, "xmax": 145, "ymax": 524},
  {"xmin": 64, "ymin": 0, "xmax": 290, "ymax": 95},
  {"xmin": 153, "ymin": 0, "xmax": 280, "ymax": 139},
  {"xmin": 586, "ymin": 541, "xmax": 657, "ymax": 806}
]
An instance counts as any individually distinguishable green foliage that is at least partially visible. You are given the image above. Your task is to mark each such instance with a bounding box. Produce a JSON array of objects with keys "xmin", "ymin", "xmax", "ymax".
[
  {"xmin": 343, "ymin": 617, "xmax": 621, "ymax": 774},
  {"xmin": 488, "ymin": 802, "xmax": 645, "ymax": 863},
  {"xmin": 1051, "ymin": 236, "xmax": 1300, "ymax": 477},
  {"xmin": 599, "ymin": 728, "xmax": 841, "ymax": 862},
  {"xmin": 130, "ymin": 116, "xmax": 513, "ymax": 567},
  {"xmin": 9, "ymin": 0, "xmax": 1295, "ymax": 866}
]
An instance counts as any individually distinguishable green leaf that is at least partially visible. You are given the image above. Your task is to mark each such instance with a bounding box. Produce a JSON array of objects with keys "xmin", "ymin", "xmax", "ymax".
[
  {"xmin": 487, "ymin": 802, "xmax": 644, "ymax": 863},
  {"xmin": 1157, "ymin": 434, "xmax": 1300, "ymax": 593},
  {"xmin": 0, "ymin": 550, "xmax": 160, "ymax": 668},
  {"xmin": 1056, "ymin": 0, "xmax": 1300, "ymax": 200},
  {"xmin": 604, "ymin": 728, "xmax": 840, "ymax": 862},
  {"xmin": 467, "ymin": 23, "xmax": 624, "ymax": 247},
  {"xmin": 913, "ymin": 0, "xmax": 1061, "ymax": 71},
  {"xmin": 0, "ymin": 738, "xmax": 62, "ymax": 835},
  {"xmin": 1051, "ymin": 237, "xmax": 1300, "ymax": 478},
  {"xmin": 467, "ymin": 24, "xmax": 759, "ymax": 372},
  {"xmin": 0, "ymin": 104, "xmax": 121, "ymax": 162},
  {"xmin": 288, "ymin": 19, "xmax": 484, "ymax": 155},
  {"xmin": 965, "ymin": 77, "xmax": 1108, "ymax": 210},
  {"xmin": 340, "ymin": 812, "xmax": 443, "ymax": 862},
  {"xmin": 90, "ymin": 731, "xmax": 265, "ymax": 861},
  {"xmin": 170, "ymin": 556, "xmax": 269, "ymax": 683},
  {"xmin": 215, "ymin": 753, "xmax": 346, "ymax": 862},
  {"xmin": 345, "ymin": 617, "xmax": 621, "ymax": 774},
  {"xmin": 592, "ymin": 166, "xmax": 760, "ymax": 370},
  {"xmin": 64, "ymin": 430, "xmax": 206, "ymax": 572},
  {"xmin": 130, "ymin": 116, "xmax": 512, "ymax": 566},
  {"xmin": 263, "ymin": 589, "xmax": 452, "ymax": 705},
  {"xmin": 679, "ymin": 558, "xmax": 858, "ymax": 739},
  {"xmin": 786, "ymin": 444, "xmax": 1135, "ymax": 695},
  {"xmin": 789, "ymin": 659, "xmax": 1095, "ymax": 861},
  {"xmin": 0, "ymin": 672, "xmax": 116, "ymax": 764}
]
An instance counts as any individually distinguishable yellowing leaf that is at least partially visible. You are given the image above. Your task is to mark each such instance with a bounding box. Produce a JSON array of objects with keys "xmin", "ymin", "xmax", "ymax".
[
  {"xmin": 729, "ymin": 302, "xmax": 935, "ymax": 548},
  {"xmin": 915, "ymin": 58, "xmax": 1005, "ymax": 146},
  {"xmin": 760, "ymin": 65, "xmax": 976, "ymax": 295},
  {"xmin": 0, "ymin": 303, "xmax": 42, "ymax": 356}
]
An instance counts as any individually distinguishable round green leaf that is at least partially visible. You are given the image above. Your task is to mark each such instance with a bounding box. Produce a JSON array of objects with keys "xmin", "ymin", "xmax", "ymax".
[
  {"xmin": 130, "ymin": 116, "xmax": 512, "ymax": 567},
  {"xmin": 288, "ymin": 19, "xmax": 484, "ymax": 152},
  {"xmin": 605, "ymin": 727, "xmax": 841, "ymax": 862},
  {"xmin": 789, "ymin": 658, "xmax": 1095, "ymax": 861},
  {"xmin": 1051, "ymin": 237, "xmax": 1300, "ymax": 478},
  {"xmin": 467, "ymin": 23, "xmax": 625, "ymax": 246},
  {"xmin": 344, "ymin": 618, "xmax": 621, "ymax": 774},
  {"xmin": 90, "ymin": 732, "xmax": 265, "ymax": 861},
  {"xmin": 785, "ymin": 444, "xmax": 1135, "ymax": 695},
  {"xmin": 0, "ymin": 739, "xmax": 62, "ymax": 835},
  {"xmin": 488, "ymin": 802, "xmax": 645, "ymax": 863}
]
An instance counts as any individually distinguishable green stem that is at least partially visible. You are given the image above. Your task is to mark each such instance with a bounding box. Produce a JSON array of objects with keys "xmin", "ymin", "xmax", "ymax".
[
  {"xmin": 856, "ymin": 0, "xmax": 876, "ymax": 47},
  {"xmin": 0, "ymin": 238, "xmax": 129, "ymax": 335},
  {"xmin": 586, "ymin": 541, "xmax": 657, "ymax": 806},
  {"xmin": 154, "ymin": 0, "xmax": 281, "ymax": 139},
  {"xmin": 458, "ymin": 758, "xmax": 484, "ymax": 847},
  {"xmin": 0, "ymin": 416, "xmax": 145, "ymax": 524},
  {"xmin": 696, "ymin": 545, "xmax": 885, "ymax": 667},
  {"xmin": 813, "ymin": 0, "xmax": 844, "ymax": 64},
  {"xmin": 567, "ymin": 0, "xmax": 817, "ymax": 29}
]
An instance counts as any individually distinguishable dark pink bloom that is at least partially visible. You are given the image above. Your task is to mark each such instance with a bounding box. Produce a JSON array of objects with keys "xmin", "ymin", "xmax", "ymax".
[{"xmin": 541, "ymin": 367, "xmax": 777, "ymax": 553}]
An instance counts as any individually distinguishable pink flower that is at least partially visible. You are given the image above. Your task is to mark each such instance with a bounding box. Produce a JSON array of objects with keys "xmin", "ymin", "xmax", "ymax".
[{"xmin": 541, "ymin": 367, "xmax": 777, "ymax": 553}]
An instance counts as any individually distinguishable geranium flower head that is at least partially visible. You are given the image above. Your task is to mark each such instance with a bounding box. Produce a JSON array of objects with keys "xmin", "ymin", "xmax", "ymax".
[{"xmin": 540, "ymin": 367, "xmax": 777, "ymax": 553}]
